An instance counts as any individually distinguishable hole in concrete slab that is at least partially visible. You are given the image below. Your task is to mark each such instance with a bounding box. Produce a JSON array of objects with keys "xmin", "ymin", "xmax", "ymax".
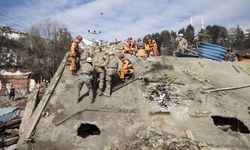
[
  {"xmin": 77, "ymin": 123, "xmax": 101, "ymax": 138},
  {"xmin": 211, "ymin": 116, "xmax": 250, "ymax": 134}
]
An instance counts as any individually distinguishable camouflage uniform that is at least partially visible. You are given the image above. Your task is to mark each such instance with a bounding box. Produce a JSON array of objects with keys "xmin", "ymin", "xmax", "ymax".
[
  {"xmin": 81, "ymin": 51, "xmax": 90, "ymax": 61},
  {"xmin": 81, "ymin": 49, "xmax": 96, "ymax": 60},
  {"xmin": 78, "ymin": 62, "xmax": 94, "ymax": 102},
  {"xmin": 103, "ymin": 53, "xmax": 118, "ymax": 96},
  {"xmin": 177, "ymin": 37, "xmax": 188, "ymax": 52},
  {"xmin": 92, "ymin": 51, "xmax": 109, "ymax": 95},
  {"xmin": 173, "ymin": 37, "xmax": 188, "ymax": 56}
]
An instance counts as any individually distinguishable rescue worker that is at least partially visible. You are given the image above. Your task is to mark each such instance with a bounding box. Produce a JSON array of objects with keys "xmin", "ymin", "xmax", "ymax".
[
  {"xmin": 122, "ymin": 37, "xmax": 136, "ymax": 55},
  {"xmin": 137, "ymin": 38, "xmax": 144, "ymax": 49},
  {"xmin": 81, "ymin": 50, "xmax": 89, "ymax": 61},
  {"xmin": 174, "ymin": 33, "xmax": 188, "ymax": 56},
  {"xmin": 9, "ymin": 83, "xmax": 15, "ymax": 101},
  {"xmin": 103, "ymin": 52, "xmax": 118, "ymax": 96},
  {"xmin": 69, "ymin": 35, "xmax": 83, "ymax": 75},
  {"xmin": 118, "ymin": 53, "xmax": 134, "ymax": 82},
  {"xmin": 145, "ymin": 35, "xmax": 158, "ymax": 56},
  {"xmin": 78, "ymin": 57, "xmax": 94, "ymax": 103},
  {"xmin": 92, "ymin": 49, "xmax": 109, "ymax": 96},
  {"xmin": 136, "ymin": 38, "xmax": 146, "ymax": 60}
]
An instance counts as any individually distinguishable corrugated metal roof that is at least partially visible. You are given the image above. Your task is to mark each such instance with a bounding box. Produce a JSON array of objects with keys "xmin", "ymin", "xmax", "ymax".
[
  {"xmin": 0, "ymin": 112, "xmax": 13, "ymax": 122},
  {"xmin": 0, "ymin": 108, "xmax": 23, "ymax": 122}
]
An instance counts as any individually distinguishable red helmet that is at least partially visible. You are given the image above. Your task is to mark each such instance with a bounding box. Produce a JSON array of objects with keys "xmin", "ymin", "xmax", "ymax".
[
  {"xmin": 76, "ymin": 35, "xmax": 83, "ymax": 41},
  {"xmin": 146, "ymin": 35, "xmax": 151, "ymax": 40},
  {"xmin": 128, "ymin": 37, "xmax": 133, "ymax": 41},
  {"xmin": 118, "ymin": 53, "xmax": 125, "ymax": 59}
]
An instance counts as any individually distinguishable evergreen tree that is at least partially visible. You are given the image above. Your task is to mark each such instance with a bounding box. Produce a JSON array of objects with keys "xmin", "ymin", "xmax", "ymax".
[
  {"xmin": 178, "ymin": 28, "xmax": 185, "ymax": 35},
  {"xmin": 206, "ymin": 25, "xmax": 227, "ymax": 44},
  {"xmin": 185, "ymin": 25, "xmax": 195, "ymax": 44}
]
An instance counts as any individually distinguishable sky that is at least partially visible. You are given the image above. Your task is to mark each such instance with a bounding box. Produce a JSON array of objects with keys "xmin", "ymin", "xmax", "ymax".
[{"xmin": 0, "ymin": 0, "xmax": 250, "ymax": 41}]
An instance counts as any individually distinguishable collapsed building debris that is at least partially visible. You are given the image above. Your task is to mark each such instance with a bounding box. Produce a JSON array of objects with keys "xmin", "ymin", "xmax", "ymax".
[
  {"xmin": 16, "ymin": 43, "xmax": 250, "ymax": 149},
  {"xmin": 0, "ymin": 118, "xmax": 22, "ymax": 148},
  {"xmin": 139, "ymin": 72, "xmax": 192, "ymax": 109},
  {"xmin": 123, "ymin": 129, "xmax": 209, "ymax": 150}
]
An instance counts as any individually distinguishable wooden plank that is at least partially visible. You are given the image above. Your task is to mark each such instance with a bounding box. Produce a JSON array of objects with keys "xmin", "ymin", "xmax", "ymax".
[
  {"xmin": 0, "ymin": 136, "xmax": 19, "ymax": 148},
  {"xmin": 184, "ymin": 128, "xmax": 195, "ymax": 140},
  {"xmin": 203, "ymin": 84, "xmax": 250, "ymax": 93},
  {"xmin": 149, "ymin": 111, "xmax": 171, "ymax": 115},
  {"xmin": 1, "ymin": 118, "xmax": 22, "ymax": 129},
  {"xmin": 17, "ymin": 89, "xmax": 38, "ymax": 148},
  {"xmin": 24, "ymin": 52, "xmax": 69, "ymax": 142},
  {"xmin": 232, "ymin": 65, "xmax": 240, "ymax": 73}
]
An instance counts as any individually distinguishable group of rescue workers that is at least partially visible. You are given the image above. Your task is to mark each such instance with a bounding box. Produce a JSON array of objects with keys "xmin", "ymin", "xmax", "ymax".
[
  {"xmin": 122, "ymin": 35, "xmax": 159, "ymax": 59},
  {"xmin": 68, "ymin": 34, "xmax": 188, "ymax": 103}
]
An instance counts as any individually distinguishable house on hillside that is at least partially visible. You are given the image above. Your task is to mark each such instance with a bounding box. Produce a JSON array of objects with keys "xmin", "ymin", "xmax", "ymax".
[{"xmin": 0, "ymin": 68, "xmax": 31, "ymax": 97}]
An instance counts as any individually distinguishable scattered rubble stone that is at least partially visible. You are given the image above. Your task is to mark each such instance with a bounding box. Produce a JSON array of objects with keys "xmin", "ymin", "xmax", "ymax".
[
  {"xmin": 123, "ymin": 128, "xmax": 210, "ymax": 150},
  {"xmin": 140, "ymin": 74, "xmax": 191, "ymax": 108}
]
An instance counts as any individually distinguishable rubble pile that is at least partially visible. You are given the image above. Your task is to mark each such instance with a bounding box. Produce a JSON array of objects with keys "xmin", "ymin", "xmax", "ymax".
[
  {"xmin": 0, "ymin": 118, "xmax": 21, "ymax": 149},
  {"xmin": 139, "ymin": 73, "xmax": 190, "ymax": 109},
  {"xmin": 124, "ymin": 129, "xmax": 209, "ymax": 150}
]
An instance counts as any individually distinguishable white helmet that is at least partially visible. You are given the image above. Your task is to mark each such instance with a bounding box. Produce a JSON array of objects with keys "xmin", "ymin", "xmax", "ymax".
[
  {"xmin": 86, "ymin": 57, "xmax": 92, "ymax": 63},
  {"xmin": 179, "ymin": 33, "xmax": 184, "ymax": 37}
]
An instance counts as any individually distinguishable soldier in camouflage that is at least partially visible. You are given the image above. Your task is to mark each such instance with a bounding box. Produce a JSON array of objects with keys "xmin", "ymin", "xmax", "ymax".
[
  {"xmin": 92, "ymin": 49, "xmax": 109, "ymax": 96},
  {"xmin": 77, "ymin": 57, "xmax": 94, "ymax": 103},
  {"xmin": 103, "ymin": 52, "xmax": 118, "ymax": 96}
]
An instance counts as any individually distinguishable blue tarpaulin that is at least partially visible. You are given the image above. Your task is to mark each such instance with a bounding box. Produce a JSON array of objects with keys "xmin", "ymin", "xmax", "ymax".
[
  {"xmin": 177, "ymin": 42, "xmax": 227, "ymax": 61},
  {"xmin": 0, "ymin": 106, "xmax": 23, "ymax": 122}
]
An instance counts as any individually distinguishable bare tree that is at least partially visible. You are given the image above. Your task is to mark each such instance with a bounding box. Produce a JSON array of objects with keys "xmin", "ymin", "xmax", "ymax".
[{"xmin": 19, "ymin": 18, "xmax": 72, "ymax": 79}]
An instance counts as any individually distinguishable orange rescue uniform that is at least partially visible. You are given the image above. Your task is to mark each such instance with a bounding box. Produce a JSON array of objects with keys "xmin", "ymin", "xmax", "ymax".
[
  {"xmin": 69, "ymin": 41, "xmax": 81, "ymax": 71},
  {"xmin": 137, "ymin": 49, "xmax": 146, "ymax": 60},
  {"xmin": 119, "ymin": 58, "xmax": 134, "ymax": 81},
  {"xmin": 145, "ymin": 39, "xmax": 158, "ymax": 56},
  {"xmin": 122, "ymin": 41, "xmax": 135, "ymax": 54}
]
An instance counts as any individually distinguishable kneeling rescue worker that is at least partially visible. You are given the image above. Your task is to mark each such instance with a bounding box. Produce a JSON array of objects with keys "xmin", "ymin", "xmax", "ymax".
[
  {"xmin": 78, "ymin": 57, "xmax": 94, "ymax": 103},
  {"xmin": 70, "ymin": 35, "xmax": 83, "ymax": 75},
  {"xmin": 122, "ymin": 37, "xmax": 135, "ymax": 55},
  {"xmin": 118, "ymin": 53, "xmax": 134, "ymax": 82},
  {"xmin": 144, "ymin": 35, "xmax": 158, "ymax": 57}
]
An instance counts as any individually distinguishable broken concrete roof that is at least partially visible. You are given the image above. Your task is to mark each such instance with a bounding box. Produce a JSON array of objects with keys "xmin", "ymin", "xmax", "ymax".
[{"xmin": 18, "ymin": 54, "xmax": 250, "ymax": 149}]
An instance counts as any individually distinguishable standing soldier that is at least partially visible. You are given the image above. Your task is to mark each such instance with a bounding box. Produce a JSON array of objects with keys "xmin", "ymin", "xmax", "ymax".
[
  {"xmin": 69, "ymin": 35, "xmax": 83, "ymax": 75},
  {"xmin": 103, "ymin": 52, "xmax": 118, "ymax": 96},
  {"xmin": 78, "ymin": 57, "xmax": 94, "ymax": 103},
  {"xmin": 92, "ymin": 49, "xmax": 109, "ymax": 96}
]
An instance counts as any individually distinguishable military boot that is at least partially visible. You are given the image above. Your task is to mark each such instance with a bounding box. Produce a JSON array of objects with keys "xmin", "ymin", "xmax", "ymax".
[
  {"xmin": 97, "ymin": 89, "xmax": 102, "ymax": 96},
  {"xmin": 88, "ymin": 89, "xmax": 94, "ymax": 103},
  {"xmin": 103, "ymin": 90, "xmax": 111, "ymax": 97}
]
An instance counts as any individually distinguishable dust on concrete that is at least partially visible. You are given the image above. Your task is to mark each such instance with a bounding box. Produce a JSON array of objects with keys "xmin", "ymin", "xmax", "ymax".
[{"xmin": 19, "ymin": 56, "xmax": 250, "ymax": 149}]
